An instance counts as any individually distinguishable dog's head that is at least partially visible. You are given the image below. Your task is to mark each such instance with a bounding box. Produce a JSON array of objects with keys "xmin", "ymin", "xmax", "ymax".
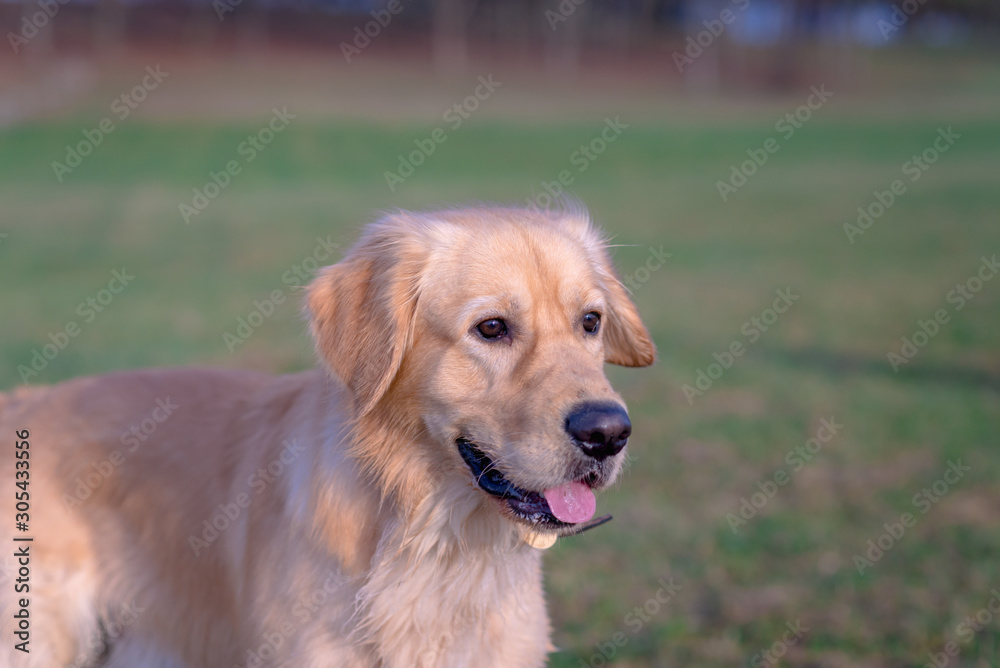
[{"xmin": 308, "ymin": 207, "xmax": 655, "ymax": 536}]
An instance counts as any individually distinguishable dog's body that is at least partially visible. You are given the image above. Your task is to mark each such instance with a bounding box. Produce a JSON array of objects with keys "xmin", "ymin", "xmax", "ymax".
[{"xmin": 0, "ymin": 206, "xmax": 654, "ymax": 668}]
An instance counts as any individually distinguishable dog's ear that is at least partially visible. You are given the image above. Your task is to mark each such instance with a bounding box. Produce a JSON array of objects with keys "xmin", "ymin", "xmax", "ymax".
[
  {"xmin": 601, "ymin": 274, "xmax": 657, "ymax": 367},
  {"xmin": 556, "ymin": 209, "xmax": 657, "ymax": 367},
  {"xmin": 307, "ymin": 227, "xmax": 422, "ymax": 416}
]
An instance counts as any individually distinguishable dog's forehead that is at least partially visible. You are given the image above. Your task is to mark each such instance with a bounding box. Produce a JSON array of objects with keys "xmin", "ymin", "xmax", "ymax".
[{"xmin": 425, "ymin": 221, "xmax": 601, "ymax": 306}]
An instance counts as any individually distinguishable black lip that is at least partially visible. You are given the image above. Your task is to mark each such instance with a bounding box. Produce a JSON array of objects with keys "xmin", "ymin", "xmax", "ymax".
[{"xmin": 457, "ymin": 438, "xmax": 572, "ymax": 527}]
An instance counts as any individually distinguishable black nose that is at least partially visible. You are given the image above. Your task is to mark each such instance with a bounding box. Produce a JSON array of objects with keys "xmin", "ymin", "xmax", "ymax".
[{"xmin": 564, "ymin": 402, "xmax": 631, "ymax": 460}]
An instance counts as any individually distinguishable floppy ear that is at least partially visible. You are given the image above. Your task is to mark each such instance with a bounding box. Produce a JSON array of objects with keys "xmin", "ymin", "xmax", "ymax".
[
  {"xmin": 602, "ymin": 275, "xmax": 657, "ymax": 367},
  {"xmin": 555, "ymin": 209, "xmax": 658, "ymax": 367},
  {"xmin": 307, "ymin": 229, "xmax": 422, "ymax": 416}
]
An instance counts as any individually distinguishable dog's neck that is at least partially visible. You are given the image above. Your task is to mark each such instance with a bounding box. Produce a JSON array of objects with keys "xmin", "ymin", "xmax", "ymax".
[
  {"xmin": 355, "ymin": 490, "xmax": 551, "ymax": 667},
  {"xmin": 342, "ymin": 407, "xmax": 553, "ymax": 668}
]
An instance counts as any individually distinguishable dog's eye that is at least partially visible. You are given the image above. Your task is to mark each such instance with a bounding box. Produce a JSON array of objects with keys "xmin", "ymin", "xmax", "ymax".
[
  {"xmin": 476, "ymin": 318, "xmax": 508, "ymax": 340},
  {"xmin": 582, "ymin": 312, "xmax": 601, "ymax": 334}
]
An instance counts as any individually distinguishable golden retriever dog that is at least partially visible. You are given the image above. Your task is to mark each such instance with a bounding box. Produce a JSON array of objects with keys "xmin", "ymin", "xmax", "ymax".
[{"xmin": 0, "ymin": 205, "xmax": 655, "ymax": 668}]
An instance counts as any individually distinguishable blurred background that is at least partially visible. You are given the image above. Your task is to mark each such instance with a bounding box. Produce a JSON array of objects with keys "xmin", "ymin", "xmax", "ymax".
[{"xmin": 2, "ymin": 0, "xmax": 999, "ymax": 665}]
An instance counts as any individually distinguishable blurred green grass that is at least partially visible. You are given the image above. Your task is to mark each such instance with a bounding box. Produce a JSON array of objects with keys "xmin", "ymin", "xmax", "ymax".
[{"xmin": 2, "ymin": 53, "xmax": 1000, "ymax": 667}]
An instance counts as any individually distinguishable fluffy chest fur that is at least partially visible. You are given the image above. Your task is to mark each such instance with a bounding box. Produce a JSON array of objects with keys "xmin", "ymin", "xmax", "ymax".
[{"xmin": 353, "ymin": 505, "xmax": 551, "ymax": 667}]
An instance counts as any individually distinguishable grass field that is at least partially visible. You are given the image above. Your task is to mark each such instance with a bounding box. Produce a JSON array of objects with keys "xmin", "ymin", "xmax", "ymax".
[{"xmin": 2, "ymin": 47, "xmax": 999, "ymax": 667}]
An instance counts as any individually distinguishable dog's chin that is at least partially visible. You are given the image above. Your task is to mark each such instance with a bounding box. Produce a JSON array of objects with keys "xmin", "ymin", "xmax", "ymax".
[{"xmin": 456, "ymin": 438, "xmax": 599, "ymax": 534}]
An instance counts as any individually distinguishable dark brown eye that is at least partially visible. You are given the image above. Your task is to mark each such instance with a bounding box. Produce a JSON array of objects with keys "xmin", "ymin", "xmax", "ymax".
[
  {"xmin": 476, "ymin": 318, "xmax": 508, "ymax": 340},
  {"xmin": 582, "ymin": 312, "xmax": 601, "ymax": 333}
]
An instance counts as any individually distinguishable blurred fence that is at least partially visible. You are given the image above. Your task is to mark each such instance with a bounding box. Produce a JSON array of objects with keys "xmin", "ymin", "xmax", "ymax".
[{"xmin": 2, "ymin": 0, "xmax": 998, "ymax": 69}]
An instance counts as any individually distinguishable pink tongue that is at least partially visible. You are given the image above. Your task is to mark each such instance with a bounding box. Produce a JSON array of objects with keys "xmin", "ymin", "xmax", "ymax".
[{"xmin": 543, "ymin": 481, "xmax": 596, "ymax": 524}]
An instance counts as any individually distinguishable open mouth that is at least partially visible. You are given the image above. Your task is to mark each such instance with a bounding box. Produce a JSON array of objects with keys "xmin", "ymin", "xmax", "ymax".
[{"xmin": 457, "ymin": 438, "xmax": 596, "ymax": 529}]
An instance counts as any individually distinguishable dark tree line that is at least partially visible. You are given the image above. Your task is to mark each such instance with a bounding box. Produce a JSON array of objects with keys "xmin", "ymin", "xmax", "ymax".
[{"xmin": 3, "ymin": 0, "xmax": 997, "ymax": 65}]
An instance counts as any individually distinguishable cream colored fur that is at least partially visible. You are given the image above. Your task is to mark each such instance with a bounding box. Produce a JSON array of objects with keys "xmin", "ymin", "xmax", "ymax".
[{"xmin": 0, "ymin": 206, "xmax": 654, "ymax": 668}]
